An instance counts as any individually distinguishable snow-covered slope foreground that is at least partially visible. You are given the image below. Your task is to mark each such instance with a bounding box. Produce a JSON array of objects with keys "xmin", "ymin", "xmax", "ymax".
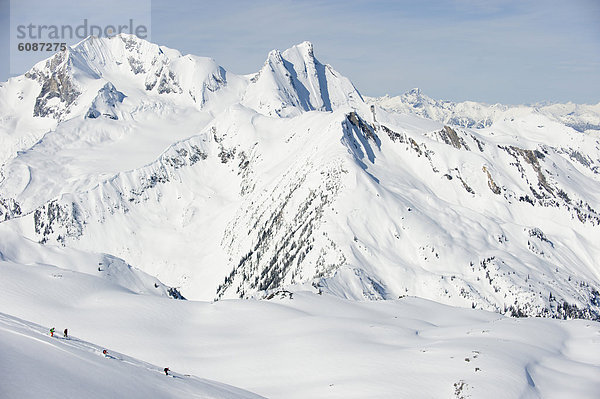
[
  {"xmin": 0, "ymin": 34, "xmax": 599, "ymax": 322},
  {"xmin": 0, "ymin": 313, "xmax": 264, "ymax": 399},
  {"xmin": 1, "ymin": 260, "xmax": 599, "ymax": 399}
]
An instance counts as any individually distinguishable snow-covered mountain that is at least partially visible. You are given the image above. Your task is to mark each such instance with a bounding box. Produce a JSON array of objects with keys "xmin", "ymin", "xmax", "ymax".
[
  {"xmin": 1, "ymin": 34, "xmax": 599, "ymax": 323},
  {"xmin": 1, "ymin": 33, "xmax": 600, "ymax": 398},
  {"xmin": 242, "ymin": 41, "xmax": 363, "ymax": 117}
]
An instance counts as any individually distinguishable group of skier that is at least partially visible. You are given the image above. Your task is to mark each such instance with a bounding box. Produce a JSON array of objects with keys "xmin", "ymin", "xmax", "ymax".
[
  {"xmin": 50, "ymin": 327, "xmax": 171, "ymax": 377},
  {"xmin": 49, "ymin": 327, "xmax": 67, "ymax": 338}
]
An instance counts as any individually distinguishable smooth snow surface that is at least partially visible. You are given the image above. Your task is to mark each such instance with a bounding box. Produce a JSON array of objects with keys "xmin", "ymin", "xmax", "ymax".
[
  {"xmin": 0, "ymin": 312, "xmax": 264, "ymax": 399},
  {"xmin": 1, "ymin": 258, "xmax": 599, "ymax": 398}
]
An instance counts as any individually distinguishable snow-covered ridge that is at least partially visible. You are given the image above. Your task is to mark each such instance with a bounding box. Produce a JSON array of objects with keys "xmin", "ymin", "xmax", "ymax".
[{"xmin": 0, "ymin": 225, "xmax": 183, "ymax": 298}]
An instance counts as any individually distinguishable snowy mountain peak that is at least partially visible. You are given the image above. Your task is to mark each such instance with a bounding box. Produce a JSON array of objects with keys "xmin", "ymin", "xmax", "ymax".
[
  {"xmin": 264, "ymin": 48, "xmax": 284, "ymax": 64},
  {"xmin": 72, "ymin": 34, "xmax": 167, "ymax": 69},
  {"xmin": 295, "ymin": 40, "xmax": 314, "ymax": 51},
  {"xmin": 242, "ymin": 41, "xmax": 363, "ymax": 117},
  {"xmin": 282, "ymin": 40, "xmax": 315, "ymax": 62},
  {"xmin": 15, "ymin": 34, "xmax": 177, "ymax": 121}
]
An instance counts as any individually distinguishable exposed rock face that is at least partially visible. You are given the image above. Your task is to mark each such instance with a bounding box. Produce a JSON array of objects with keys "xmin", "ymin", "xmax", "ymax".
[
  {"xmin": 482, "ymin": 166, "xmax": 501, "ymax": 195},
  {"xmin": 433, "ymin": 126, "xmax": 470, "ymax": 150},
  {"xmin": 86, "ymin": 82, "xmax": 125, "ymax": 120},
  {"xmin": 26, "ymin": 50, "xmax": 84, "ymax": 119}
]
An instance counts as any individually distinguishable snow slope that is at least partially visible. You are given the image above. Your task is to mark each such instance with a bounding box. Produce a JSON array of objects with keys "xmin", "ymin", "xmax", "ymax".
[
  {"xmin": 0, "ymin": 312, "xmax": 264, "ymax": 399},
  {"xmin": 0, "ymin": 224, "xmax": 181, "ymax": 298},
  {"xmin": 0, "ymin": 254, "xmax": 599, "ymax": 398},
  {"xmin": 0, "ymin": 34, "xmax": 599, "ymax": 322}
]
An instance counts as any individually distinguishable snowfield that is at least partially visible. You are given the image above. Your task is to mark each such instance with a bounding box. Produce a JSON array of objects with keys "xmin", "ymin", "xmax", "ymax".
[
  {"xmin": 1, "ymin": 254, "xmax": 599, "ymax": 398},
  {"xmin": 1, "ymin": 33, "xmax": 600, "ymax": 397},
  {"xmin": 0, "ymin": 312, "xmax": 265, "ymax": 399}
]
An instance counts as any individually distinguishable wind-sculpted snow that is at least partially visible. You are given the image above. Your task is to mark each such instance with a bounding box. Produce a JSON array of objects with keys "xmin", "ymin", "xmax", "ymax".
[{"xmin": 1, "ymin": 35, "xmax": 599, "ymax": 322}]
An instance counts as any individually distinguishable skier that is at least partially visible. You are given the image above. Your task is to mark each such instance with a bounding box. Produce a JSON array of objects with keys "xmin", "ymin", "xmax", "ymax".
[
  {"xmin": 50, "ymin": 327, "xmax": 55, "ymax": 337},
  {"xmin": 63, "ymin": 328, "xmax": 68, "ymax": 338},
  {"xmin": 103, "ymin": 349, "xmax": 108, "ymax": 356},
  {"xmin": 164, "ymin": 367, "xmax": 169, "ymax": 376}
]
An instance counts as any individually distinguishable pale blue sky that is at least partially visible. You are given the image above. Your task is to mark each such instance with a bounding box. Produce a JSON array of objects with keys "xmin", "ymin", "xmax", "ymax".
[{"xmin": 1, "ymin": 0, "xmax": 599, "ymax": 104}]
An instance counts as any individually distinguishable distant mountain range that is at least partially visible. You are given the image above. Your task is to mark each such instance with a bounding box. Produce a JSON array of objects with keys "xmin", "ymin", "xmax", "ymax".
[{"xmin": 365, "ymin": 88, "xmax": 600, "ymax": 133}]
